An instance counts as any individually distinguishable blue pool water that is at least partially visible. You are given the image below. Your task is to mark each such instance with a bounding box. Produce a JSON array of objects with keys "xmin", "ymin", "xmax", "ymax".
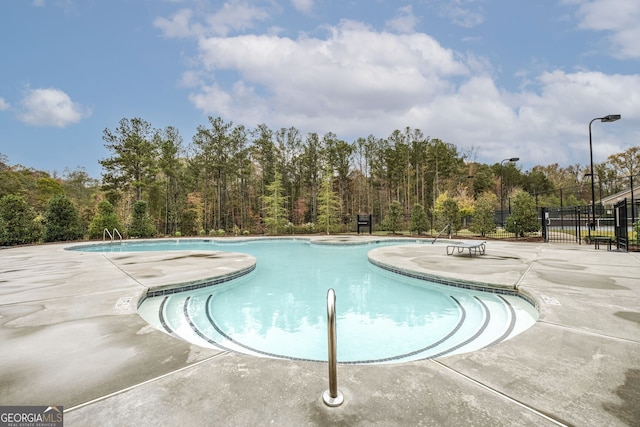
[{"xmin": 76, "ymin": 238, "xmax": 538, "ymax": 363}]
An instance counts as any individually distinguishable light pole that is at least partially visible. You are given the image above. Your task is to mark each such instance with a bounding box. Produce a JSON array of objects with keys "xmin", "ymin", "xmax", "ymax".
[
  {"xmin": 500, "ymin": 157, "xmax": 519, "ymax": 227},
  {"xmin": 588, "ymin": 114, "xmax": 621, "ymax": 241},
  {"xmin": 631, "ymin": 174, "xmax": 635, "ymax": 226}
]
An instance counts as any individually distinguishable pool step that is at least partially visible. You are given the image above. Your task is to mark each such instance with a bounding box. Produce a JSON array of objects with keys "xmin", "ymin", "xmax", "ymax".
[{"xmin": 138, "ymin": 291, "xmax": 535, "ymax": 364}]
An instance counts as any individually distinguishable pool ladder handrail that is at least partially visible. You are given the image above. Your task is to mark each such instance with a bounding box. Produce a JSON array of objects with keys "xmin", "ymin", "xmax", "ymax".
[
  {"xmin": 322, "ymin": 288, "xmax": 344, "ymax": 407},
  {"xmin": 431, "ymin": 223, "xmax": 450, "ymax": 244},
  {"xmin": 103, "ymin": 228, "xmax": 123, "ymax": 243}
]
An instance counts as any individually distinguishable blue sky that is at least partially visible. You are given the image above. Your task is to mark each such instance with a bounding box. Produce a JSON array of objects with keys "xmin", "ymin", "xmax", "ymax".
[{"xmin": 1, "ymin": 0, "xmax": 638, "ymax": 178}]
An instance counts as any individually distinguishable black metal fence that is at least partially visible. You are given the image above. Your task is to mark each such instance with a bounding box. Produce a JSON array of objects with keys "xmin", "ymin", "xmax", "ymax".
[
  {"xmin": 541, "ymin": 206, "xmax": 584, "ymax": 244},
  {"xmin": 351, "ymin": 213, "xmax": 539, "ymax": 240},
  {"xmin": 348, "ymin": 197, "xmax": 637, "ymax": 246},
  {"xmin": 614, "ymin": 199, "xmax": 629, "ymax": 250},
  {"xmin": 541, "ymin": 199, "xmax": 635, "ymax": 249}
]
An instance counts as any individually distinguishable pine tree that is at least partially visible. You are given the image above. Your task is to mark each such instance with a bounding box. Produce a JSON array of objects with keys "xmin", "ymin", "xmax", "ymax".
[
  {"xmin": 262, "ymin": 171, "xmax": 288, "ymax": 234},
  {"xmin": 100, "ymin": 117, "xmax": 158, "ymax": 201},
  {"xmin": 316, "ymin": 167, "xmax": 341, "ymax": 234},
  {"xmin": 128, "ymin": 200, "xmax": 157, "ymax": 238}
]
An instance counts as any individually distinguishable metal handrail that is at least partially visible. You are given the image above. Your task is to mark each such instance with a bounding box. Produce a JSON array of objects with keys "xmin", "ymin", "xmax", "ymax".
[
  {"xmin": 103, "ymin": 228, "xmax": 123, "ymax": 243},
  {"xmin": 431, "ymin": 224, "xmax": 450, "ymax": 244},
  {"xmin": 322, "ymin": 288, "xmax": 343, "ymax": 407}
]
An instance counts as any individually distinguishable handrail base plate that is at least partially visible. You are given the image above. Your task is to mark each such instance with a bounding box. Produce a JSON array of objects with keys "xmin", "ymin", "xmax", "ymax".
[{"xmin": 322, "ymin": 390, "xmax": 344, "ymax": 407}]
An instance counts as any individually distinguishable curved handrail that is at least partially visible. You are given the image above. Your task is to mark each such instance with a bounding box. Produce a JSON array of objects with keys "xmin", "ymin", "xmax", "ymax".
[
  {"xmin": 322, "ymin": 288, "xmax": 343, "ymax": 407},
  {"xmin": 103, "ymin": 228, "xmax": 123, "ymax": 243}
]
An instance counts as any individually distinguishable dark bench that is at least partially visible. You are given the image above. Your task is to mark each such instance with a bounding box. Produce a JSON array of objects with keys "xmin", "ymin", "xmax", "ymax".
[{"xmin": 592, "ymin": 236, "xmax": 612, "ymax": 250}]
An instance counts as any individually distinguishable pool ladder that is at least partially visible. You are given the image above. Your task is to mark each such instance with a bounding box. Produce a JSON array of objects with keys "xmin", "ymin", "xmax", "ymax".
[
  {"xmin": 103, "ymin": 228, "xmax": 123, "ymax": 243},
  {"xmin": 322, "ymin": 288, "xmax": 344, "ymax": 407},
  {"xmin": 431, "ymin": 223, "xmax": 450, "ymax": 244}
]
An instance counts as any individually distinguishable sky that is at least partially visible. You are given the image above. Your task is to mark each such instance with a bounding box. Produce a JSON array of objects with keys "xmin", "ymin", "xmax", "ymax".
[{"xmin": 1, "ymin": 0, "xmax": 639, "ymax": 179}]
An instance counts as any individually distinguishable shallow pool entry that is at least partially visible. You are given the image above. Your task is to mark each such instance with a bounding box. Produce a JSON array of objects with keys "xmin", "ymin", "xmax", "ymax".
[{"xmin": 86, "ymin": 239, "xmax": 538, "ymax": 363}]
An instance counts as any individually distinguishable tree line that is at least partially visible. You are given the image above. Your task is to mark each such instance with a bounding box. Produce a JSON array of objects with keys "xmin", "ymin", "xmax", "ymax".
[{"xmin": 0, "ymin": 116, "xmax": 638, "ymax": 245}]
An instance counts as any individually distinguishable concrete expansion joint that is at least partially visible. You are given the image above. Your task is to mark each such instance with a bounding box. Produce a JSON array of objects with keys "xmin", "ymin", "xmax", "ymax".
[
  {"xmin": 64, "ymin": 351, "xmax": 231, "ymax": 414},
  {"xmin": 514, "ymin": 246, "xmax": 544, "ymax": 290},
  {"xmin": 539, "ymin": 320, "xmax": 640, "ymax": 344},
  {"xmin": 431, "ymin": 360, "xmax": 570, "ymax": 427},
  {"xmin": 101, "ymin": 253, "xmax": 146, "ymax": 288}
]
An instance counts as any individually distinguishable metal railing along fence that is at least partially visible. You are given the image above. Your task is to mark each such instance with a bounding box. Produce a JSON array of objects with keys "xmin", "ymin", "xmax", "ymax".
[{"xmin": 347, "ymin": 200, "xmax": 637, "ymax": 246}]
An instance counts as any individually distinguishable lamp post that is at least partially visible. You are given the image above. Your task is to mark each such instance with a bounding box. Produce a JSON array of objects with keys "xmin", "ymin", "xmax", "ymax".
[
  {"xmin": 631, "ymin": 174, "xmax": 635, "ymax": 225},
  {"xmin": 500, "ymin": 157, "xmax": 519, "ymax": 227},
  {"xmin": 588, "ymin": 114, "xmax": 621, "ymax": 241}
]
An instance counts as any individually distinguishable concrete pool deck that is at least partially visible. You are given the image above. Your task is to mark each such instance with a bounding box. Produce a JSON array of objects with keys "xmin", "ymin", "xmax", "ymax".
[{"xmin": 0, "ymin": 237, "xmax": 639, "ymax": 426}]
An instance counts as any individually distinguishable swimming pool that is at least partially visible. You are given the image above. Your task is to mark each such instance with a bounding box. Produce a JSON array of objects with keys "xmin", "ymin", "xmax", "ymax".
[{"xmin": 77, "ymin": 238, "xmax": 538, "ymax": 364}]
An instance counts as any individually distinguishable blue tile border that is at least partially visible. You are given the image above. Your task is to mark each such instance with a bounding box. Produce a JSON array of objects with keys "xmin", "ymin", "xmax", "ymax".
[
  {"xmin": 368, "ymin": 257, "xmax": 539, "ymax": 310},
  {"xmin": 144, "ymin": 264, "xmax": 256, "ymax": 299}
]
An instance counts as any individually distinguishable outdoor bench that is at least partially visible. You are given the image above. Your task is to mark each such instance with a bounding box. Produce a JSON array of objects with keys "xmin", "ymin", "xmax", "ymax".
[{"xmin": 592, "ymin": 236, "xmax": 612, "ymax": 250}]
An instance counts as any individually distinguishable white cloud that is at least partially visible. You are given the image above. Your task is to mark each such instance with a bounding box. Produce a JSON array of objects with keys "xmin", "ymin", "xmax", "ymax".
[
  {"xmin": 179, "ymin": 70, "xmax": 204, "ymax": 88},
  {"xmin": 421, "ymin": 69, "xmax": 640, "ymax": 165},
  {"xmin": 190, "ymin": 20, "xmax": 468, "ymax": 133},
  {"xmin": 512, "ymin": 71, "xmax": 640, "ymax": 162},
  {"xmin": 34, "ymin": 0, "xmax": 76, "ymax": 14},
  {"xmin": 18, "ymin": 88, "xmax": 92, "ymax": 128},
  {"xmin": 439, "ymin": 0, "xmax": 485, "ymax": 28},
  {"xmin": 154, "ymin": 9, "xmax": 194, "ymax": 38},
  {"xmin": 570, "ymin": 0, "xmax": 640, "ymax": 59},
  {"xmin": 385, "ymin": 6, "xmax": 419, "ymax": 34},
  {"xmin": 204, "ymin": 2, "xmax": 270, "ymax": 36},
  {"xmin": 154, "ymin": 2, "xmax": 270, "ymax": 38},
  {"xmin": 291, "ymin": 0, "xmax": 314, "ymax": 14},
  {"xmin": 0, "ymin": 98, "xmax": 10, "ymax": 111},
  {"xmin": 159, "ymin": 7, "xmax": 639, "ymax": 168}
]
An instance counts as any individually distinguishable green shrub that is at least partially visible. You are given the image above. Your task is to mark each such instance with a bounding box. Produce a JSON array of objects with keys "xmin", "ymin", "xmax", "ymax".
[
  {"xmin": 505, "ymin": 191, "xmax": 540, "ymax": 236},
  {"xmin": 431, "ymin": 194, "xmax": 460, "ymax": 235},
  {"xmin": 409, "ymin": 203, "xmax": 428, "ymax": 235},
  {"xmin": 44, "ymin": 195, "xmax": 84, "ymax": 242},
  {"xmin": 88, "ymin": 200, "xmax": 122, "ymax": 239},
  {"xmin": 469, "ymin": 192, "xmax": 497, "ymax": 237},
  {"xmin": 0, "ymin": 194, "xmax": 41, "ymax": 245},
  {"xmin": 383, "ymin": 200, "xmax": 403, "ymax": 234}
]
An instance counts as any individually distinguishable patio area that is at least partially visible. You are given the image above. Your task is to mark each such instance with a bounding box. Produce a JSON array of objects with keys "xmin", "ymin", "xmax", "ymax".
[{"xmin": 0, "ymin": 237, "xmax": 638, "ymax": 426}]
